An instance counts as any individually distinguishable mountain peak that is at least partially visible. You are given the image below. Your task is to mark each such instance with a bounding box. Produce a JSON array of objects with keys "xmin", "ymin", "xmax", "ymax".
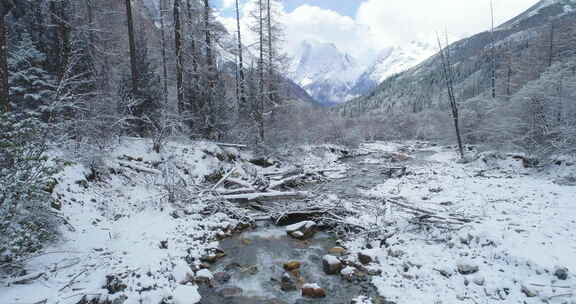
[{"xmin": 290, "ymin": 40, "xmax": 363, "ymax": 105}]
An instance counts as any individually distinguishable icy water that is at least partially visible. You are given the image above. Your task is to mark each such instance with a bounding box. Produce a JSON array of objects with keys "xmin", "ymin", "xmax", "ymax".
[{"xmin": 198, "ymin": 225, "xmax": 376, "ymax": 304}]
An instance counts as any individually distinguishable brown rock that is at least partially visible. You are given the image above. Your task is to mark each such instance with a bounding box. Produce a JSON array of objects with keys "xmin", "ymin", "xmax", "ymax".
[
  {"xmin": 328, "ymin": 246, "xmax": 347, "ymax": 256},
  {"xmin": 301, "ymin": 284, "xmax": 326, "ymax": 298},
  {"xmin": 283, "ymin": 261, "xmax": 301, "ymax": 271}
]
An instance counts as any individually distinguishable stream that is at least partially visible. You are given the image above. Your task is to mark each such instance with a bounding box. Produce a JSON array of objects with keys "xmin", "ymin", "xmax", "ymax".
[{"xmin": 198, "ymin": 145, "xmax": 438, "ymax": 304}]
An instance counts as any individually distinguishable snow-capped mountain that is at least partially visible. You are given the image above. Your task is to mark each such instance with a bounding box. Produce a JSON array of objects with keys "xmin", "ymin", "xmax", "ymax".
[
  {"xmin": 349, "ymin": 41, "xmax": 436, "ymax": 98},
  {"xmin": 290, "ymin": 40, "xmax": 364, "ymax": 106},
  {"xmin": 290, "ymin": 40, "xmax": 435, "ymax": 105}
]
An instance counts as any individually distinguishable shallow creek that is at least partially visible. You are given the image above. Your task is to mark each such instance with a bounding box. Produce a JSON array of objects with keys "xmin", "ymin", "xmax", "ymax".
[
  {"xmin": 198, "ymin": 225, "xmax": 376, "ymax": 304},
  {"xmin": 198, "ymin": 147, "xmax": 438, "ymax": 303}
]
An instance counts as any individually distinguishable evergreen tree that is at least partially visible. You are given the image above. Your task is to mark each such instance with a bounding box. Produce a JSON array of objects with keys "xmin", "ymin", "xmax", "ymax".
[{"xmin": 8, "ymin": 31, "xmax": 56, "ymax": 116}]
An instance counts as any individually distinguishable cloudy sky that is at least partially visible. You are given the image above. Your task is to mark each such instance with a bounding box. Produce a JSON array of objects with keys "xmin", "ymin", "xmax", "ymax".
[{"xmin": 216, "ymin": 0, "xmax": 540, "ymax": 64}]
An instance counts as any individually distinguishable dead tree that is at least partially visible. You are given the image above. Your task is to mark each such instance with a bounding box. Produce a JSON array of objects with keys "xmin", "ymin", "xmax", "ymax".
[
  {"xmin": 490, "ymin": 0, "xmax": 496, "ymax": 99},
  {"xmin": 174, "ymin": 0, "xmax": 184, "ymax": 114},
  {"xmin": 437, "ymin": 34, "xmax": 465, "ymax": 159},
  {"xmin": 159, "ymin": 0, "xmax": 168, "ymax": 106},
  {"xmin": 235, "ymin": 0, "xmax": 246, "ymax": 112},
  {"xmin": 125, "ymin": 0, "xmax": 138, "ymax": 96}
]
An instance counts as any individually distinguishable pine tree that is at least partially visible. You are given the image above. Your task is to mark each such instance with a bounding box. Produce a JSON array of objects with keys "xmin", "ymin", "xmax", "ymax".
[{"xmin": 8, "ymin": 31, "xmax": 56, "ymax": 115}]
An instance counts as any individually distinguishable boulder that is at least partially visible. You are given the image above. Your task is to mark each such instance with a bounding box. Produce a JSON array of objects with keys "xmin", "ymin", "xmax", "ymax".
[
  {"xmin": 472, "ymin": 276, "xmax": 485, "ymax": 286},
  {"xmin": 280, "ymin": 273, "xmax": 297, "ymax": 292},
  {"xmin": 457, "ymin": 264, "xmax": 479, "ymax": 275},
  {"xmin": 195, "ymin": 269, "xmax": 213, "ymax": 284},
  {"xmin": 340, "ymin": 266, "xmax": 356, "ymax": 281},
  {"xmin": 301, "ymin": 283, "xmax": 326, "ymax": 298},
  {"xmin": 286, "ymin": 221, "xmax": 316, "ymax": 240},
  {"xmin": 328, "ymin": 246, "xmax": 347, "ymax": 256},
  {"xmin": 554, "ymin": 266, "xmax": 569, "ymax": 280},
  {"xmin": 213, "ymin": 272, "xmax": 231, "ymax": 284},
  {"xmin": 323, "ymin": 255, "xmax": 343, "ymax": 275},
  {"xmin": 358, "ymin": 251, "xmax": 373, "ymax": 265},
  {"xmin": 200, "ymin": 250, "xmax": 226, "ymax": 264},
  {"xmin": 521, "ymin": 285, "xmax": 538, "ymax": 298},
  {"xmin": 283, "ymin": 261, "xmax": 301, "ymax": 271}
]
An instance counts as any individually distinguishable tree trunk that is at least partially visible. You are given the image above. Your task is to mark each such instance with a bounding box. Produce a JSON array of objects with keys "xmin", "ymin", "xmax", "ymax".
[
  {"xmin": 490, "ymin": 0, "xmax": 496, "ymax": 99},
  {"xmin": 203, "ymin": 0, "xmax": 215, "ymax": 134},
  {"xmin": 0, "ymin": 6, "xmax": 10, "ymax": 112},
  {"xmin": 266, "ymin": 0, "xmax": 275, "ymax": 105},
  {"xmin": 159, "ymin": 0, "xmax": 168, "ymax": 106},
  {"xmin": 437, "ymin": 35, "xmax": 464, "ymax": 159},
  {"xmin": 186, "ymin": 0, "xmax": 199, "ymax": 115},
  {"xmin": 258, "ymin": 0, "xmax": 265, "ymax": 142},
  {"xmin": 174, "ymin": 0, "xmax": 184, "ymax": 113},
  {"xmin": 235, "ymin": 0, "xmax": 246, "ymax": 111},
  {"xmin": 125, "ymin": 0, "xmax": 138, "ymax": 96}
]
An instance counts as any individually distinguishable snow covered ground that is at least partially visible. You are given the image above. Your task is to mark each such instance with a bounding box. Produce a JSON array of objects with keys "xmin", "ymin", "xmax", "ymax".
[
  {"xmin": 0, "ymin": 138, "xmax": 249, "ymax": 304},
  {"xmin": 344, "ymin": 142, "xmax": 576, "ymax": 303},
  {"xmin": 2, "ymin": 139, "xmax": 574, "ymax": 304}
]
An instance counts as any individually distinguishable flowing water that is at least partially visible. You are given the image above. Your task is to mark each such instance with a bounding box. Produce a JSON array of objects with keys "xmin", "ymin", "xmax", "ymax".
[
  {"xmin": 198, "ymin": 225, "xmax": 375, "ymax": 304},
  {"xmin": 198, "ymin": 146, "xmax": 438, "ymax": 303}
]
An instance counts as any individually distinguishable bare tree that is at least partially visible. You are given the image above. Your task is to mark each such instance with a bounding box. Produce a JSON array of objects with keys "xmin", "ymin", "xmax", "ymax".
[
  {"xmin": 160, "ymin": 0, "xmax": 169, "ymax": 106},
  {"xmin": 437, "ymin": 34, "xmax": 465, "ymax": 159},
  {"xmin": 125, "ymin": 0, "xmax": 138, "ymax": 96},
  {"xmin": 490, "ymin": 0, "xmax": 496, "ymax": 99},
  {"xmin": 235, "ymin": 0, "xmax": 246, "ymax": 111},
  {"xmin": 174, "ymin": 0, "xmax": 184, "ymax": 114}
]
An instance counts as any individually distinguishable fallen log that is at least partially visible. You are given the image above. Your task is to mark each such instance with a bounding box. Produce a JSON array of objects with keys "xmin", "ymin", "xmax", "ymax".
[
  {"xmin": 211, "ymin": 167, "xmax": 237, "ymax": 191},
  {"xmin": 216, "ymin": 188, "xmax": 255, "ymax": 195},
  {"xmin": 5, "ymin": 272, "xmax": 45, "ymax": 285},
  {"xmin": 386, "ymin": 198, "xmax": 471, "ymax": 224},
  {"xmin": 269, "ymin": 174, "xmax": 307, "ymax": 190},
  {"xmin": 215, "ymin": 142, "xmax": 248, "ymax": 149},
  {"xmin": 117, "ymin": 161, "xmax": 161, "ymax": 175},
  {"xmin": 226, "ymin": 178, "xmax": 254, "ymax": 189},
  {"xmin": 221, "ymin": 191, "xmax": 308, "ymax": 202}
]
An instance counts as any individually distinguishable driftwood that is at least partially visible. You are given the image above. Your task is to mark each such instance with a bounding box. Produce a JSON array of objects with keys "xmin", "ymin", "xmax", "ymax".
[
  {"xmin": 117, "ymin": 161, "xmax": 161, "ymax": 175},
  {"xmin": 5, "ymin": 272, "xmax": 45, "ymax": 285},
  {"xmin": 386, "ymin": 198, "xmax": 471, "ymax": 225},
  {"xmin": 269, "ymin": 174, "xmax": 308, "ymax": 190},
  {"xmin": 226, "ymin": 178, "xmax": 254, "ymax": 189},
  {"xmin": 216, "ymin": 188, "xmax": 255, "ymax": 195},
  {"xmin": 220, "ymin": 191, "xmax": 308, "ymax": 202},
  {"xmin": 211, "ymin": 167, "xmax": 237, "ymax": 191},
  {"xmin": 215, "ymin": 142, "xmax": 248, "ymax": 149}
]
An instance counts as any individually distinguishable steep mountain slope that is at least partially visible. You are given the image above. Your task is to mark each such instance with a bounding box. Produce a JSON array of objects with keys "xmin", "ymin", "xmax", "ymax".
[
  {"xmin": 349, "ymin": 41, "xmax": 435, "ymax": 98},
  {"xmin": 290, "ymin": 40, "xmax": 364, "ymax": 106},
  {"xmin": 339, "ymin": 0, "xmax": 576, "ymax": 117}
]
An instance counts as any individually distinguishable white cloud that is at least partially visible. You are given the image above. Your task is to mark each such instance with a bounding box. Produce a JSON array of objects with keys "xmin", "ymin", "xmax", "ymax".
[
  {"xmin": 221, "ymin": 0, "xmax": 235, "ymax": 10},
  {"xmin": 218, "ymin": 0, "xmax": 539, "ymax": 65},
  {"xmin": 356, "ymin": 0, "xmax": 540, "ymax": 47},
  {"xmin": 282, "ymin": 5, "xmax": 377, "ymax": 63}
]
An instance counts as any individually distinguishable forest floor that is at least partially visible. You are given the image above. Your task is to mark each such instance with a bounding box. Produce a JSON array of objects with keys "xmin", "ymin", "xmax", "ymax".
[{"xmin": 0, "ymin": 139, "xmax": 575, "ymax": 304}]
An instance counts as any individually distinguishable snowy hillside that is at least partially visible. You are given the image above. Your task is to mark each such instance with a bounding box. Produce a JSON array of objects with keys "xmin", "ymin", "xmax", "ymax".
[{"xmin": 290, "ymin": 40, "xmax": 364, "ymax": 105}]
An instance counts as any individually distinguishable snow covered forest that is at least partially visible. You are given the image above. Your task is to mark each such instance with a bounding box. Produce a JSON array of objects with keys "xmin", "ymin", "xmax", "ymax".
[{"xmin": 1, "ymin": 0, "xmax": 575, "ymax": 303}]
